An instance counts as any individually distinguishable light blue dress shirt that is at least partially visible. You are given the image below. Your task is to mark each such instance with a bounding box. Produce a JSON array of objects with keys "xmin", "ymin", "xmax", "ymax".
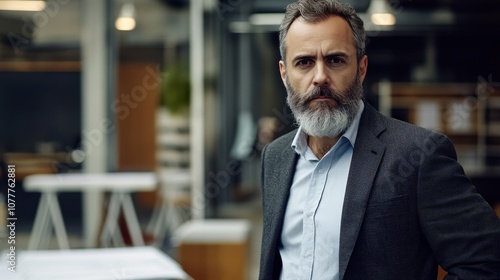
[{"xmin": 279, "ymin": 101, "xmax": 364, "ymax": 280}]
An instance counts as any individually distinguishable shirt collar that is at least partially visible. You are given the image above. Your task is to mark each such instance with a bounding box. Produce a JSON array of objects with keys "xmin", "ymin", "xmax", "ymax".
[{"xmin": 291, "ymin": 99, "xmax": 365, "ymax": 155}]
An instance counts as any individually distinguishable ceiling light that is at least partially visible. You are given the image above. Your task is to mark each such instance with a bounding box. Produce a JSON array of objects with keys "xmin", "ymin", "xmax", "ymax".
[
  {"xmin": 371, "ymin": 13, "xmax": 396, "ymax": 25},
  {"xmin": 115, "ymin": 3, "xmax": 136, "ymax": 31},
  {"xmin": 0, "ymin": 1, "xmax": 46, "ymax": 11},
  {"xmin": 368, "ymin": 0, "xmax": 396, "ymax": 26},
  {"xmin": 249, "ymin": 13, "xmax": 284, "ymax": 26}
]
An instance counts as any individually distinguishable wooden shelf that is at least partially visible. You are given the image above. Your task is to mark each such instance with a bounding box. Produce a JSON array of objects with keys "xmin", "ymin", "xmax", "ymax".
[
  {"xmin": 374, "ymin": 82, "xmax": 500, "ymax": 176},
  {"xmin": 382, "ymin": 83, "xmax": 477, "ymax": 97},
  {"xmin": 0, "ymin": 61, "xmax": 80, "ymax": 72},
  {"xmin": 4, "ymin": 152, "xmax": 71, "ymax": 180}
]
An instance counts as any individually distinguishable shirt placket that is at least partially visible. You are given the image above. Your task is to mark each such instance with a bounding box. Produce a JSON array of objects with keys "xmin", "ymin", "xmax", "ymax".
[{"xmin": 299, "ymin": 158, "xmax": 330, "ymax": 279}]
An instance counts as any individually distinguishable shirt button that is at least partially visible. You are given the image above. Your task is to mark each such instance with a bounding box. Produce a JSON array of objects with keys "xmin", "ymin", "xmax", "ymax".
[
  {"xmin": 317, "ymin": 168, "xmax": 323, "ymax": 174},
  {"xmin": 306, "ymin": 211, "xmax": 313, "ymax": 217}
]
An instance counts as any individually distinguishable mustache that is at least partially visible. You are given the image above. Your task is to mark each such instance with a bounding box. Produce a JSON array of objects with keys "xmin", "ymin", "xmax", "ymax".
[{"xmin": 302, "ymin": 86, "xmax": 342, "ymax": 105}]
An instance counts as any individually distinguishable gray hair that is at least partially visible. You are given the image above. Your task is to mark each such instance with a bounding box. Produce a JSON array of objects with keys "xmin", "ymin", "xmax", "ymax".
[{"xmin": 279, "ymin": 0, "xmax": 366, "ymax": 63}]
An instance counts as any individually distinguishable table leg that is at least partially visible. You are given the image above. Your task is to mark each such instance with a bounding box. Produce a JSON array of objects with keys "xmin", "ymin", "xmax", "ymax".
[
  {"xmin": 111, "ymin": 194, "xmax": 125, "ymax": 246},
  {"xmin": 28, "ymin": 193, "xmax": 50, "ymax": 250},
  {"xmin": 146, "ymin": 196, "xmax": 162, "ymax": 234},
  {"xmin": 122, "ymin": 193, "xmax": 145, "ymax": 246},
  {"xmin": 153, "ymin": 198, "xmax": 169, "ymax": 241},
  {"xmin": 47, "ymin": 193, "xmax": 70, "ymax": 249},
  {"xmin": 100, "ymin": 193, "xmax": 123, "ymax": 247},
  {"xmin": 39, "ymin": 217, "xmax": 52, "ymax": 250}
]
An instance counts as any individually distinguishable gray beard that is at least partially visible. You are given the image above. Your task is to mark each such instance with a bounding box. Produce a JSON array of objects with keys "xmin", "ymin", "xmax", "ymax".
[{"xmin": 286, "ymin": 75, "xmax": 363, "ymax": 138}]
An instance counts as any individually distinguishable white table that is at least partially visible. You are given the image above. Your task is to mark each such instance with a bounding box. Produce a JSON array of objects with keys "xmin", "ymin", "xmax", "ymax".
[
  {"xmin": 24, "ymin": 172, "xmax": 157, "ymax": 250},
  {"xmin": 0, "ymin": 246, "xmax": 189, "ymax": 279}
]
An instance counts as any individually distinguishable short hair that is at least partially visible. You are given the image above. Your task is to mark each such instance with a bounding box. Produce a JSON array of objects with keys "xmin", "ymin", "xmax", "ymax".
[{"xmin": 279, "ymin": 0, "xmax": 366, "ymax": 63}]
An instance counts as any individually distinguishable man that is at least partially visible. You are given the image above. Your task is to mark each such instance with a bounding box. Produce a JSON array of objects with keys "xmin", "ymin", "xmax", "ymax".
[{"xmin": 259, "ymin": 0, "xmax": 500, "ymax": 279}]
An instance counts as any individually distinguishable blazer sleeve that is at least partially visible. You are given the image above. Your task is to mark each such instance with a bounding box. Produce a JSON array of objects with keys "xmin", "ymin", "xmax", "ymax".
[
  {"xmin": 417, "ymin": 134, "xmax": 500, "ymax": 279},
  {"xmin": 259, "ymin": 144, "xmax": 278, "ymax": 279}
]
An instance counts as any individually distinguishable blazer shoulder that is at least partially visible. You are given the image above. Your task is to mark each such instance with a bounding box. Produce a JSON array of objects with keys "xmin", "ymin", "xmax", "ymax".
[
  {"xmin": 376, "ymin": 110, "xmax": 446, "ymax": 141},
  {"xmin": 361, "ymin": 103, "xmax": 452, "ymax": 153}
]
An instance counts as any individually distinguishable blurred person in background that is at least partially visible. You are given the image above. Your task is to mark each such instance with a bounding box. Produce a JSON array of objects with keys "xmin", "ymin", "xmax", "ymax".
[{"xmin": 259, "ymin": 0, "xmax": 500, "ymax": 279}]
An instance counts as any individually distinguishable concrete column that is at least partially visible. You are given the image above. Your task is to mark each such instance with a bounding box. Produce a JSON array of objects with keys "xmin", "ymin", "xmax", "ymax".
[
  {"xmin": 81, "ymin": 0, "xmax": 110, "ymax": 247},
  {"xmin": 190, "ymin": 0, "xmax": 205, "ymax": 219}
]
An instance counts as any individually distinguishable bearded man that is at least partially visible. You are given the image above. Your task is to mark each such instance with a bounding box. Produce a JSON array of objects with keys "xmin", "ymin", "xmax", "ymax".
[{"xmin": 259, "ymin": 1, "xmax": 500, "ymax": 279}]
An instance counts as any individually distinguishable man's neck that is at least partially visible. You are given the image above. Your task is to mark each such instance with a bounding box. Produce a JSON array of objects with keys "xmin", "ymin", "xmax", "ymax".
[{"xmin": 307, "ymin": 135, "xmax": 340, "ymax": 159}]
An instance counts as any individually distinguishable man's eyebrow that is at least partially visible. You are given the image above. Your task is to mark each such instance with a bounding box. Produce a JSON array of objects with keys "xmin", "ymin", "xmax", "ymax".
[
  {"xmin": 291, "ymin": 54, "xmax": 315, "ymax": 63},
  {"xmin": 291, "ymin": 52, "xmax": 351, "ymax": 63},
  {"xmin": 325, "ymin": 51, "xmax": 349, "ymax": 58}
]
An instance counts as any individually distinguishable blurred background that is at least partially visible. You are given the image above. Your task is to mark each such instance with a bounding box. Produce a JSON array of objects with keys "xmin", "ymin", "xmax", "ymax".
[{"xmin": 0, "ymin": 0, "xmax": 499, "ymax": 279}]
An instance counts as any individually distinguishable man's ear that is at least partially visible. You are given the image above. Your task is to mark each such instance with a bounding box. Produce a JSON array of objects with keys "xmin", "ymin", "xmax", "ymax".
[
  {"xmin": 279, "ymin": 60, "xmax": 287, "ymax": 87},
  {"xmin": 358, "ymin": 55, "xmax": 368, "ymax": 84}
]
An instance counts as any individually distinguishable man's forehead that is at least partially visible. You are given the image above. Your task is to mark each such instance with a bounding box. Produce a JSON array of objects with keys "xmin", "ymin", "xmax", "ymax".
[
  {"xmin": 288, "ymin": 15, "xmax": 353, "ymax": 38},
  {"xmin": 285, "ymin": 15, "xmax": 356, "ymax": 55}
]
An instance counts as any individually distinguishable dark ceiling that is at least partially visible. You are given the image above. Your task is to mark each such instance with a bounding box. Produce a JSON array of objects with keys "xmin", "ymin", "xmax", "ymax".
[
  {"xmin": 397, "ymin": 0, "xmax": 500, "ymax": 12},
  {"xmin": 251, "ymin": 0, "xmax": 500, "ymax": 13},
  {"xmin": 244, "ymin": 0, "xmax": 500, "ymax": 35}
]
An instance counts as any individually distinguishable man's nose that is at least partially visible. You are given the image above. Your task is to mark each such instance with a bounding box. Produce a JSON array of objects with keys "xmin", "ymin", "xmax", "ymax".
[{"xmin": 312, "ymin": 63, "xmax": 329, "ymax": 86}]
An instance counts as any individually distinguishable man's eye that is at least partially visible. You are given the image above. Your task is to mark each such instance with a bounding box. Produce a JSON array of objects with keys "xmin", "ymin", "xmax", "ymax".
[
  {"xmin": 327, "ymin": 57, "xmax": 345, "ymax": 65},
  {"xmin": 297, "ymin": 60, "xmax": 312, "ymax": 67}
]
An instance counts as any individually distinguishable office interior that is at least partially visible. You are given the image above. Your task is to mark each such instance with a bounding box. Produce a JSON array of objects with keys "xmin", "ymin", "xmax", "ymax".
[{"xmin": 0, "ymin": 0, "xmax": 499, "ymax": 279}]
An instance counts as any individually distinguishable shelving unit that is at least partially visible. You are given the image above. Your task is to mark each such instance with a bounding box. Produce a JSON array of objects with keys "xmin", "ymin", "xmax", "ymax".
[
  {"xmin": 374, "ymin": 82, "xmax": 500, "ymax": 176},
  {"xmin": 146, "ymin": 108, "xmax": 191, "ymax": 244}
]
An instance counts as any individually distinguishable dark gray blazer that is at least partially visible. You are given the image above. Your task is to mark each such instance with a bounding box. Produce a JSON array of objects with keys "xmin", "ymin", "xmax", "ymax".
[{"xmin": 259, "ymin": 101, "xmax": 500, "ymax": 280}]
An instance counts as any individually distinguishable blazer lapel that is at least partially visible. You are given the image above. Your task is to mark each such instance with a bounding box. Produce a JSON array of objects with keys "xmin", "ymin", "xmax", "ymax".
[
  {"xmin": 261, "ymin": 131, "xmax": 299, "ymax": 277},
  {"xmin": 339, "ymin": 102, "xmax": 386, "ymax": 280},
  {"xmin": 267, "ymin": 139, "xmax": 299, "ymax": 245}
]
